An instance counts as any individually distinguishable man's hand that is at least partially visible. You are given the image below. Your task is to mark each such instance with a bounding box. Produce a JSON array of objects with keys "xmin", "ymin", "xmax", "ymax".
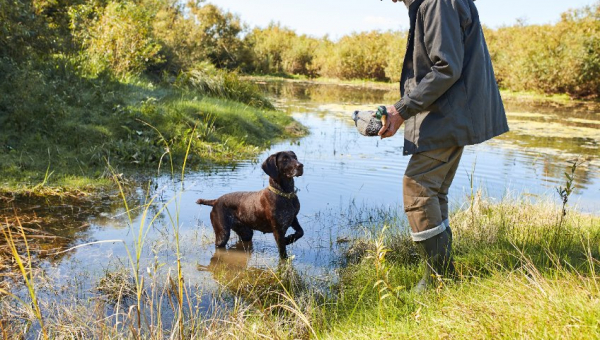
[{"xmin": 377, "ymin": 105, "xmax": 405, "ymax": 139}]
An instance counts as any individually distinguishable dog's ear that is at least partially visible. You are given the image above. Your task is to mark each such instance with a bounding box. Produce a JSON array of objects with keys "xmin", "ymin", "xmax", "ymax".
[{"xmin": 262, "ymin": 152, "xmax": 280, "ymax": 179}]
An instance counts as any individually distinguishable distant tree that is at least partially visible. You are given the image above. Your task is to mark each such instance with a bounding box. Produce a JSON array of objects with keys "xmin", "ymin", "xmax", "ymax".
[
  {"xmin": 188, "ymin": 2, "xmax": 248, "ymax": 69},
  {"xmin": 246, "ymin": 23, "xmax": 318, "ymax": 75},
  {"xmin": 487, "ymin": 1, "xmax": 600, "ymax": 98},
  {"xmin": 314, "ymin": 31, "xmax": 392, "ymax": 81}
]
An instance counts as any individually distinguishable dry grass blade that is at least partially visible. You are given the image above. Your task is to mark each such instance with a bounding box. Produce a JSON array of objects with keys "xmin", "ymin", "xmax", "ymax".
[
  {"xmin": 267, "ymin": 267, "xmax": 318, "ymax": 339},
  {"xmin": 267, "ymin": 294, "xmax": 318, "ymax": 340},
  {"xmin": 1, "ymin": 217, "xmax": 48, "ymax": 340}
]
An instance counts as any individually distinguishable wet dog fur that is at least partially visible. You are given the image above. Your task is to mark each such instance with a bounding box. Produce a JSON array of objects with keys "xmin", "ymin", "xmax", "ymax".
[{"xmin": 196, "ymin": 151, "xmax": 304, "ymax": 258}]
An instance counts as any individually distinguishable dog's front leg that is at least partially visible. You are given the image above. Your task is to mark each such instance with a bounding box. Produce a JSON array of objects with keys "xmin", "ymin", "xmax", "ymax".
[
  {"xmin": 273, "ymin": 229, "xmax": 288, "ymax": 259},
  {"xmin": 285, "ymin": 217, "xmax": 304, "ymax": 245}
]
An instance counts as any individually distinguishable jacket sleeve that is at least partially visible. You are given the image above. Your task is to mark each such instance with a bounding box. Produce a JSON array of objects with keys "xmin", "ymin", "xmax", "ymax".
[{"xmin": 395, "ymin": 0, "xmax": 464, "ymax": 120}]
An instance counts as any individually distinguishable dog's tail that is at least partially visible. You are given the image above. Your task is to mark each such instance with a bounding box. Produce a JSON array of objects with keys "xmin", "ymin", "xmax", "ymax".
[{"xmin": 196, "ymin": 198, "xmax": 216, "ymax": 206}]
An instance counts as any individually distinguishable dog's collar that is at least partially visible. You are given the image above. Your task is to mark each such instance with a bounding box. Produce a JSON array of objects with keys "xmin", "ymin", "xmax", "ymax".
[{"xmin": 268, "ymin": 185, "xmax": 297, "ymax": 199}]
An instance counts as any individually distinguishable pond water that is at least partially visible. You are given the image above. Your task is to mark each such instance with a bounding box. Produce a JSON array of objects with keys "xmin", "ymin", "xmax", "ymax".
[{"xmin": 3, "ymin": 81, "xmax": 600, "ymax": 328}]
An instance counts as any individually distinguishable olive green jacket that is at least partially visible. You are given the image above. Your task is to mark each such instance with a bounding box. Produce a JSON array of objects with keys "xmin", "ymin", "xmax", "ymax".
[{"xmin": 395, "ymin": 0, "xmax": 508, "ymax": 155}]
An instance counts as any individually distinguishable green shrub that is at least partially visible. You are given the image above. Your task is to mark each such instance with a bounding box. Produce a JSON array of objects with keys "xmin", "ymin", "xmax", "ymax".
[
  {"xmin": 72, "ymin": 1, "xmax": 164, "ymax": 76},
  {"xmin": 246, "ymin": 28, "xmax": 406, "ymax": 81},
  {"xmin": 152, "ymin": 2, "xmax": 251, "ymax": 72},
  {"xmin": 242, "ymin": 3, "xmax": 599, "ymax": 98},
  {"xmin": 0, "ymin": 0, "xmax": 52, "ymax": 59},
  {"xmin": 317, "ymin": 31, "xmax": 392, "ymax": 81},
  {"xmin": 486, "ymin": 2, "xmax": 600, "ymax": 98},
  {"xmin": 246, "ymin": 24, "xmax": 319, "ymax": 76},
  {"xmin": 151, "ymin": 4, "xmax": 205, "ymax": 73}
]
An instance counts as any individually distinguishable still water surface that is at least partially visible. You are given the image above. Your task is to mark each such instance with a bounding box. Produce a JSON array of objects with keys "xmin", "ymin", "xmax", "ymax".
[{"xmin": 6, "ymin": 81, "xmax": 600, "ymax": 320}]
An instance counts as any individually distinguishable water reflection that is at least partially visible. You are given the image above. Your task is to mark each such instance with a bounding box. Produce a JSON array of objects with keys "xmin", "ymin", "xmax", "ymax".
[
  {"xmin": 266, "ymin": 81, "xmax": 392, "ymax": 105},
  {"xmin": 198, "ymin": 240, "xmax": 305, "ymax": 302},
  {"xmin": 260, "ymin": 81, "xmax": 600, "ymax": 211},
  {"xmin": 197, "ymin": 241, "xmax": 254, "ymax": 275}
]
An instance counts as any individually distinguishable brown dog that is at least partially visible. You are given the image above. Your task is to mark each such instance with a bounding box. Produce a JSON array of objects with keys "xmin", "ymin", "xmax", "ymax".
[{"xmin": 196, "ymin": 151, "xmax": 304, "ymax": 258}]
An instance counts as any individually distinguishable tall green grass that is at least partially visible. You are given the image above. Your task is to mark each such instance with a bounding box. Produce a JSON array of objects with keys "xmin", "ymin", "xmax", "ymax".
[
  {"xmin": 0, "ymin": 58, "xmax": 304, "ymax": 198},
  {"xmin": 194, "ymin": 195, "xmax": 599, "ymax": 340},
  {"xmin": 174, "ymin": 62, "xmax": 274, "ymax": 110},
  {"xmin": 164, "ymin": 195, "xmax": 600, "ymax": 340}
]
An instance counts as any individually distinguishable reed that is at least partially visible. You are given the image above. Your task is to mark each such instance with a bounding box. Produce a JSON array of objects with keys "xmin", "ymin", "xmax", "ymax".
[{"xmin": 1, "ymin": 217, "xmax": 48, "ymax": 340}]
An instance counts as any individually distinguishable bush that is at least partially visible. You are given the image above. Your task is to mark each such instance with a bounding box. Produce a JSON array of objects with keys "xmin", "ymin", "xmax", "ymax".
[
  {"xmin": 246, "ymin": 24, "xmax": 319, "ymax": 76},
  {"xmin": 486, "ymin": 3, "xmax": 600, "ymax": 98},
  {"xmin": 152, "ymin": 2, "xmax": 251, "ymax": 72},
  {"xmin": 0, "ymin": 0, "xmax": 52, "ymax": 59},
  {"xmin": 72, "ymin": 1, "xmax": 164, "ymax": 76},
  {"xmin": 190, "ymin": 3, "xmax": 248, "ymax": 69},
  {"xmin": 316, "ymin": 31, "xmax": 392, "ymax": 81}
]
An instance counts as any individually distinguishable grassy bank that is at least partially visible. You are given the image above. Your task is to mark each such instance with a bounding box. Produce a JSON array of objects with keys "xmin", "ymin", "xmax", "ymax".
[
  {"xmin": 2, "ymin": 192, "xmax": 599, "ymax": 339},
  {"xmin": 316, "ymin": 197, "xmax": 600, "ymax": 339},
  {"xmin": 0, "ymin": 63, "xmax": 305, "ymax": 199},
  {"xmin": 199, "ymin": 196, "xmax": 600, "ymax": 340}
]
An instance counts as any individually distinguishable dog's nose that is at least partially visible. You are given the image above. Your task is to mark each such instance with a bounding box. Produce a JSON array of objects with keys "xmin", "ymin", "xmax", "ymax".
[{"xmin": 297, "ymin": 163, "xmax": 304, "ymax": 169}]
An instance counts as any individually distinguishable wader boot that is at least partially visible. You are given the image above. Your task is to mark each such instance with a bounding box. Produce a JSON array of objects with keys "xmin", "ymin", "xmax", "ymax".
[{"xmin": 413, "ymin": 226, "xmax": 455, "ymax": 292}]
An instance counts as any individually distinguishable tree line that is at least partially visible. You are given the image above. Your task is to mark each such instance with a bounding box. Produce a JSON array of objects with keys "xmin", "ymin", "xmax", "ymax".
[{"xmin": 243, "ymin": 4, "xmax": 600, "ymax": 99}]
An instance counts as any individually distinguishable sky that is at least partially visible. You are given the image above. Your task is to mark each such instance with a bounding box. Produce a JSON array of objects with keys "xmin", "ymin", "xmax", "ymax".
[{"xmin": 208, "ymin": 0, "xmax": 598, "ymax": 39}]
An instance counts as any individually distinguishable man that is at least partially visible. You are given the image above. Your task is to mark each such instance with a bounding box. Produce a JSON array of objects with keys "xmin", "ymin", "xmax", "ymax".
[{"xmin": 379, "ymin": 0, "xmax": 508, "ymax": 291}]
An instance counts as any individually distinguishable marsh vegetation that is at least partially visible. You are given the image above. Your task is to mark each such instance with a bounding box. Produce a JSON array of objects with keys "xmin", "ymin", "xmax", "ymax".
[
  {"xmin": 1, "ymin": 0, "xmax": 600, "ymax": 338},
  {"xmin": 2, "ymin": 81, "xmax": 600, "ymax": 339},
  {"xmin": 2, "ymin": 189, "xmax": 599, "ymax": 339}
]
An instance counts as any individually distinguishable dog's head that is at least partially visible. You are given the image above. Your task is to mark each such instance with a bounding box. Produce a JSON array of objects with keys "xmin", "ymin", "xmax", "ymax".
[{"xmin": 262, "ymin": 151, "xmax": 303, "ymax": 179}]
